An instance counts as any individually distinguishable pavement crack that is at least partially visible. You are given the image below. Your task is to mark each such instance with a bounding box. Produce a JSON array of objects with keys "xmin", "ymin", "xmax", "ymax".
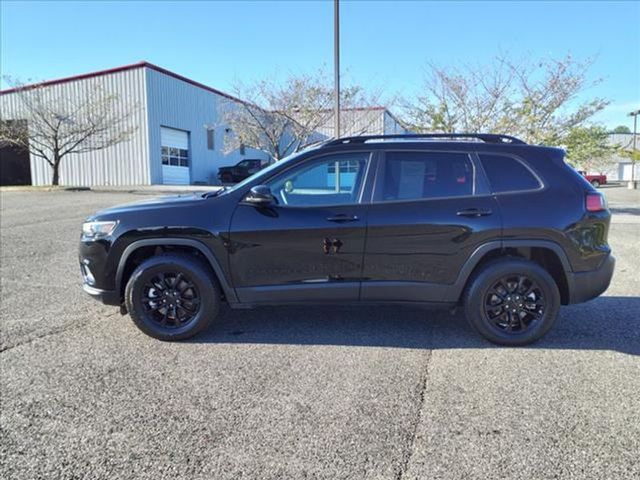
[
  {"xmin": 396, "ymin": 349, "xmax": 432, "ymax": 480},
  {"xmin": 0, "ymin": 317, "xmax": 100, "ymax": 353}
]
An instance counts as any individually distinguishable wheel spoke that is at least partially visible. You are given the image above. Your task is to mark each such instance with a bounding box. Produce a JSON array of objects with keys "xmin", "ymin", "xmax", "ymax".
[
  {"xmin": 179, "ymin": 282, "xmax": 195, "ymax": 294},
  {"xmin": 152, "ymin": 273, "xmax": 167, "ymax": 291},
  {"xmin": 518, "ymin": 311, "xmax": 528, "ymax": 329},
  {"xmin": 505, "ymin": 311, "xmax": 514, "ymax": 331},
  {"xmin": 495, "ymin": 282, "xmax": 508, "ymax": 298},
  {"xmin": 146, "ymin": 303, "xmax": 161, "ymax": 312},
  {"xmin": 160, "ymin": 309, "xmax": 169, "ymax": 326},
  {"xmin": 484, "ymin": 274, "xmax": 546, "ymax": 334},
  {"xmin": 141, "ymin": 270, "xmax": 200, "ymax": 329}
]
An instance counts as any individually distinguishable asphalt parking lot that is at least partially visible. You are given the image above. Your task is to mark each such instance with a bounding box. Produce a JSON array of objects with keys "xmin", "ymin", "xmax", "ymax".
[{"xmin": 1, "ymin": 185, "xmax": 639, "ymax": 479}]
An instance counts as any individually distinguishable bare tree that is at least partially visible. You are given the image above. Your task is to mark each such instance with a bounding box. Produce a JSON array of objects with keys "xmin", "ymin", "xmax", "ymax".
[
  {"xmin": 219, "ymin": 70, "xmax": 384, "ymax": 160},
  {"xmin": 0, "ymin": 79, "xmax": 138, "ymax": 185},
  {"xmin": 403, "ymin": 54, "xmax": 609, "ymax": 144}
]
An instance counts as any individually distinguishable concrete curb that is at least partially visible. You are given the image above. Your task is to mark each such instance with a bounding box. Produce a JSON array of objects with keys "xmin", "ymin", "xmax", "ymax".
[{"xmin": 1, "ymin": 185, "xmax": 224, "ymax": 195}]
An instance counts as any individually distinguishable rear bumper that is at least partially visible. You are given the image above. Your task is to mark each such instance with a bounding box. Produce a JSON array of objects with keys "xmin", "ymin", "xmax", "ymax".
[
  {"xmin": 567, "ymin": 254, "xmax": 615, "ymax": 304},
  {"xmin": 82, "ymin": 283, "xmax": 121, "ymax": 306}
]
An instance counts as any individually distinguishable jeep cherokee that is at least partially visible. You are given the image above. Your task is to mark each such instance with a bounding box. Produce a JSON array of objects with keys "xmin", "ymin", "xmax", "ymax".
[{"xmin": 79, "ymin": 133, "xmax": 615, "ymax": 346}]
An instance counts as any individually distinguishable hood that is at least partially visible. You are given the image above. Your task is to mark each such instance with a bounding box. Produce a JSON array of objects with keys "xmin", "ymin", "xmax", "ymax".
[{"xmin": 88, "ymin": 193, "xmax": 208, "ymax": 220}]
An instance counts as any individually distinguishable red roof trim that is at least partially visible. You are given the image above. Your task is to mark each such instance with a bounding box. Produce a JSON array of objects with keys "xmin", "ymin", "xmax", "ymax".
[
  {"xmin": 142, "ymin": 62, "xmax": 244, "ymax": 103},
  {"xmin": 317, "ymin": 106, "xmax": 386, "ymax": 113},
  {"xmin": 0, "ymin": 61, "xmax": 244, "ymax": 103}
]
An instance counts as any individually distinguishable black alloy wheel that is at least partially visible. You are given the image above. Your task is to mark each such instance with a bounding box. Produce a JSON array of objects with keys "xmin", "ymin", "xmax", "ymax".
[
  {"xmin": 142, "ymin": 271, "xmax": 201, "ymax": 329},
  {"xmin": 125, "ymin": 254, "xmax": 220, "ymax": 341},
  {"xmin": 463, "ymin": 258, "xmax": 560, "ymax": 346},
  {"xmin": 483, "ymin": 274, "xmax": 545, "ymax": 333}
]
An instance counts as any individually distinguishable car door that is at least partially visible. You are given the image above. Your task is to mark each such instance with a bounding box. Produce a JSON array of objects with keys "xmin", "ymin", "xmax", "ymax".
[
  {"xmin": 361, "ymin": 149, "xmax": 502, "ymax": 303},
  {"xmin": 228, "ymin": 151, "xmax": 373, "ymax": 304}
]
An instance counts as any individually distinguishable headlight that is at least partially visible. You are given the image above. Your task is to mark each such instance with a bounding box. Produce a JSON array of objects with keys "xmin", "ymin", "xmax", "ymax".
[{"xmin": 82, "ymin": 220, "xmax": 118, "ymax": 239}]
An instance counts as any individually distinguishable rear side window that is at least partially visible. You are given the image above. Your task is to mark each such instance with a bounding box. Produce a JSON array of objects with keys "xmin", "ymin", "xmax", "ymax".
[
  {"xmin": 382, "ymin": 151, "xmax": 474, "ymax": 201},
  {"xmin": 479, "ymin": 154, "xmax": 541, "ymax": 193}
]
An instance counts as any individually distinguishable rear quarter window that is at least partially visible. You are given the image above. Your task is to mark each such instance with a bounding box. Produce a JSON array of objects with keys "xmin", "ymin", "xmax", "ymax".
[{"xmin": 479, "ymin": 153, "xmax": 541, "ymax": 193}]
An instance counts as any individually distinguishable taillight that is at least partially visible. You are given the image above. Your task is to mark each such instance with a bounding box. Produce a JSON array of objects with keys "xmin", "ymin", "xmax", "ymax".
[{"xmin": 586, "ymin": 193, "xmax": 607, "ymax": 212}]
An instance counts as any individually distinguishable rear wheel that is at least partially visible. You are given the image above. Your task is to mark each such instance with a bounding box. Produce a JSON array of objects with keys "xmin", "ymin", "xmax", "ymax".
[
  {"xmin": 125, "ymin": 254, "xmax": 220, "ymax": 341},
  {"xmin": 463, "ymin": 258, "xmax": 560, "ymax": 346},
  {"xmin": 591, "ymin": 179, "xmax": 600, "ymax": 188}
]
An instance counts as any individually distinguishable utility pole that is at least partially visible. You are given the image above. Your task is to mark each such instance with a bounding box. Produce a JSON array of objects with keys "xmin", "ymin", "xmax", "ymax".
[
  {"xmin": 333, "ymin": 0, "xmax": 340, "ymax": 139},
  {"xmin": 629, "ymin": 109, "xmax": 639, "ymax": 189},
  {"xmin": 333, "ymin": 0, "xmax": 341, "ymax": 192}
]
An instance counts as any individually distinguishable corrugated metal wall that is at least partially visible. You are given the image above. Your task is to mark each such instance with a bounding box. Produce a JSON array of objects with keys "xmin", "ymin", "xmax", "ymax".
[
  {"xmin": 383, "ymin": 111, "xmax": 410, "ymax": 134},
  {"xmin": 0, "ymin": 68, "xmax": 149, "ymax": 186},
  {"xmin": 145, "ymin": 69, "xmax": 268, "ymax": 185},
  {"xmin": 316, "ymin": 109, "xmax": 386, "ymax": 138}
]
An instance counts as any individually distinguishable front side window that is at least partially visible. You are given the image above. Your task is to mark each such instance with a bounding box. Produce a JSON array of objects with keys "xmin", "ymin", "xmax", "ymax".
[
  {"xmin": 479, "ymin": 153, "xmax": 541, "ymax": 193},
  {"xmin": 381, "ymin": 151, "xmax": 474, "ymax": 201},
  {"xmin": 265, "ymin": 152, "xmax": 370, "ymax": 206}
]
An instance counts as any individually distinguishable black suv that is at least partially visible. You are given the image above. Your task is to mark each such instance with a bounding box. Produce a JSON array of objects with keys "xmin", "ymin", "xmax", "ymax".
[
  {"xmin": 80, "ymin": 134, "xmax": 614, "ymax": 346},
  {"xmin": 218, "ymin": 158, "xmax": 270, "ymax": 184}
]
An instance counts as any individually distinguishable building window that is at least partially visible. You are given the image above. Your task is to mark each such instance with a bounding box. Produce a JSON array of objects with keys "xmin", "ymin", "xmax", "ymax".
[
  {"xmin": 328, "ymin": 160, "xmax": 359, "ymax": 174},
  {"xmin": 207, "ymin": 128, "xmax": 215, "ymax": 150},
  {"xmin": 161, "ymin": 146, "xmax": 189, "ymax": 167}
]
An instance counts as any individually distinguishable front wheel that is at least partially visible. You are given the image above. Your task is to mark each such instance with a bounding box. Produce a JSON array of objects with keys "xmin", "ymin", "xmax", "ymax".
[
  {"xmin": 591, "ymin": 179, "xmax": 600, "ymax": 188},
  {"xmin": 125, "ymin": 254, "xmax": 220, "ymax": 341},
  {"xmin": 463, "ymin": 258, "xmax": 560, "ymax": 346}
]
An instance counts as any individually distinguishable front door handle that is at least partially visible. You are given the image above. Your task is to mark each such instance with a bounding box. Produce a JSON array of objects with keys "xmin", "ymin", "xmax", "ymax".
[
  {"xmin": 456, "ymin": 208, "xmax": 493, "ymax": 217},
  {"xmin": 326, "ymin": 214, "xmax": 359, "ymax": 223}
]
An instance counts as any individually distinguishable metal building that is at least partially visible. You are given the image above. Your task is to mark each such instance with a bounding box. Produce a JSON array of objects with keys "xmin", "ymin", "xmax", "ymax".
[
  {"xmin": 0, "ymin": 62, "xmax": 269, "ymax": 186},
  {"xmin": 315, "ymin": 106, "xmax": 409, "ymax": 138}
]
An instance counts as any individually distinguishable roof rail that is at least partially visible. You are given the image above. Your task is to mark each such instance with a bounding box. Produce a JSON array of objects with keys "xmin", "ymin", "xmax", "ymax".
[{"xmin": 324, "ymin": 133, "xmax": 527, "ymax": 146}]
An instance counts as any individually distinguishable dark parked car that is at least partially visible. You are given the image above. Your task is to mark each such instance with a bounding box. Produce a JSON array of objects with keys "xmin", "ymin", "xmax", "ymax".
[
  {"xmin": 80, "ymin": 134, "xmax": 614, "ymax": 346},
  {"xmin": 218, "ymin": 158, "xmax": 270, "ymax": 184}
]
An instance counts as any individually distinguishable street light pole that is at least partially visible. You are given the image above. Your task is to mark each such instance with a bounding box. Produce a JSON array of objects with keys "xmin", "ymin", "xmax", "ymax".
[
  {"xmin": 333, "ymin": 0, "xmax": 340, "ymax": 139},
  {"xmin": 629, "ymin": 109, "xmax": 639, "ymax": 189}
]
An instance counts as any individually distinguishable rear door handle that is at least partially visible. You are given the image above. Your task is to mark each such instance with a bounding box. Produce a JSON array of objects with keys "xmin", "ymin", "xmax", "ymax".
[
  {"xmin": 456, "ymin": 208, "xmax": 493, "ymax": 217},
  {"xmin": 326, "ymin": 214, "xmax": 359, "ymax": 223}
]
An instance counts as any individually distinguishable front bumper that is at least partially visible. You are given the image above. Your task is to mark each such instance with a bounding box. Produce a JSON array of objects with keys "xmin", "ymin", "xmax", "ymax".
[
  {"xmin": 567, "ymin": 254, "xmax": 615, "ymax": 304},
  {"xmin": 82, "ymin": 283, "xmax": 121, "ymax": 306}
]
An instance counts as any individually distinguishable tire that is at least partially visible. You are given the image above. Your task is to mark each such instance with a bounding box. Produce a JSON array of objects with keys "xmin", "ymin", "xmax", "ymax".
[
  {"xmin": 221, "ymin": 173, "xmax": 233, "ymax": 184},
  {"xmin": 591, "ymin": 180, "xmax": 600, "ymax": 188},
  {"xmin": 463, "ymin": 258, "xmax": 560, "ymax": 346},
  {"xmin": 125, "ymin": 254, "xmax": 220, "ymax": 341}
]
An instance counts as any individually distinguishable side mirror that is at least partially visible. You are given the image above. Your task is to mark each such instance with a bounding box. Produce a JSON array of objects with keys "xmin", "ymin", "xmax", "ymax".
[{"xmin": 243, "ymin": 185, "xmax": 274, "ymax": 206}]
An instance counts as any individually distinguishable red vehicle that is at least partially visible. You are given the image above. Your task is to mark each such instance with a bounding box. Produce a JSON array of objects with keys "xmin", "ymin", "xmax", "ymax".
[{"xmin": 578, "ymin": 171, "xmax": 607, "ymax": 188}]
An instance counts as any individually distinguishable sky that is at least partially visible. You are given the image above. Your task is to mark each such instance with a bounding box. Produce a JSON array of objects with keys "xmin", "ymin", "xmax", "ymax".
[{"xmin": 1, "ymin": 0, "xmax": 639, "ymax": 129}]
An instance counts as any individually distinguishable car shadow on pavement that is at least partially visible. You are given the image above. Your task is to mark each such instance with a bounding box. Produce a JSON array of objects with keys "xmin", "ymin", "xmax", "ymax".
[
  {"xmin": 191, "ymin": 296, "xmax": 640, "ymax": 355},
  {"xmin": 611, "ymin": 207, "xmax": 640, "ymax": 215}
]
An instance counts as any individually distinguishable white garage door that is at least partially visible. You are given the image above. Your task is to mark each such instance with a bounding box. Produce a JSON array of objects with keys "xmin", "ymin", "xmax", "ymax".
[{"xmin": 161, "ymin": 127, "xmax": 190, "ymax": 185}]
